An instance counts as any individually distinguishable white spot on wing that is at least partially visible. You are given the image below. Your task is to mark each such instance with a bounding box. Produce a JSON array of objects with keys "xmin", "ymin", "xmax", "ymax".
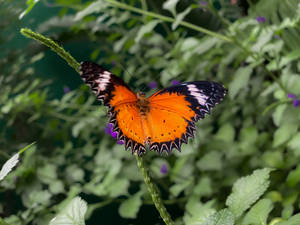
[{"xmin": 187, "ymin": 84, "xmax": 208, "ymax": 105}]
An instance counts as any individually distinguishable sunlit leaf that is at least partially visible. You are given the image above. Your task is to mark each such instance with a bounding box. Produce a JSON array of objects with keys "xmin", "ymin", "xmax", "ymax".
[
  {"xmin": 172, "ymin": 7, "xmax": 192, "ymax": 30},
  {"xmin": 163, "ymin": 0, "xmax": 180, "ymax": 16},
  {"xmin": 50, "ymin": 197, "xmax": 87, "ymax": 225},
  {"xmin": 135, "ymin": 20, "xmax": 160, "ymax": 43},
  {"xmin": 226, "ymin": 168, "xmax": 273, "ymax": 218},
  {"xmin": 202, "ymin": 209, "xmax": 235, "ymax": 225},
  {"xmin": 242, "ymin": 199, "xmax": 273, "ymax": 225},
  {"xmin": 19, "ymin": 0, "xmax": 40, "ymax": 20}
]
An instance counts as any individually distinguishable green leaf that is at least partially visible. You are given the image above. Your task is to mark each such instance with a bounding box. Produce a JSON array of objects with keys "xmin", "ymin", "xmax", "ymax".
[
  {"xmin": 0, "ymin": 217, "xmax": 11, "ymax": 225},
  {"xmin": 226, "ymin": 168, "xmax": 273, "ymax": 218},
  {"xmin": 193, "ymin": 176, "xmax": 213, "ymax": 197},
  {"xmin": 118, "ymin": 192, "xmax": 142, "ymax": 219},
  {"xmin": 202, "ymin": 209, "xmax": 235, "ymax": 225},
  {"xmin": 287, "ymin": 133, "xmax": 300, "ymax": 151},
  {"xmin": 286, "ymin": 165, "xmax": 300, "ymax": 187},
  {"xmin": 74, "ymin": 0, "xmax": 108, "ymax": 21},
  {"xmin": 184, "ymin": 199, "xmax": 216, "ymax": 225},
  {"xmin": 229, "ymin": 66, "xmax": 253, "ymax": 99},
  {"xmin": 172, "ymin": 7, "xmax": 192, "ymax": 30},
  {"xmin": 37, "ymin": 164, "xmax": 57, "ymax": 184},
  {"xmin": 162, "ymin": 0, "xmax": 180, "ymax": 16},
  {"xmin": 242, "ymin": 198, "xmax": 273, "ymax": 225},
  {"xmin": 279, "ymin": 49, "xmax": 300, "ymax": 68},
  {"xmin": 196, "ymin": 151, "xmax": 222, "ymax": 171},
  {"xmin": 273, "ymin": 123, "xmax": 298, "ymax": 147},
  {"xmin": 19, "ymin": 0, "xmax": 40, "ymax": 19},
  {"xmin": 0, "ymin": 153, "xmax": 19, "ymax": 182},
  {"xmin": 50, "ymin": 197, "xmax": 87, "ymax": 225},
  {"xmin": 107, "ymin": 178, "xmax": 129, "ymax": 197},
  {"xmin": 215, "ymin": 123, "xmax": 235, "ymax": 142},
  {"xmin": 276, "ymin": 214, "xmax": 300, "ymax": 225},
  {"xmin": 135, "ymin": 20, "xmax": 160, "ymax": 43}
]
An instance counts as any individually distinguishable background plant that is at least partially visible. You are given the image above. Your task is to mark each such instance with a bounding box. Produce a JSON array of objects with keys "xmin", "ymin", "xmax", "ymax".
[{"xmin": 1, "ymin": 0, "xmax": 300, "ymax": 225}]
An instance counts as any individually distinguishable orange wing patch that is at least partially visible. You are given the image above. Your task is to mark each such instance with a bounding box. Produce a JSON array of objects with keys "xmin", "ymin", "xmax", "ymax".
[
  {"xmin": 110, "ymin": 102, "xmax": 146, "ymax": 153},
  {"xmin": 144, "ymin": 93, "xmax": 197, "ymax": 153},
  {"xmin": 109, "ymin": 85, "xmax": 137, "ymax": 107}
]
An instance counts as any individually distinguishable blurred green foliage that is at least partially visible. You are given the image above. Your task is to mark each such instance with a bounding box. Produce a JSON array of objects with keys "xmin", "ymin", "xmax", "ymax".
[{"xmin": 1, "ymin": 0, "xmax": 300, "ymax": 224}]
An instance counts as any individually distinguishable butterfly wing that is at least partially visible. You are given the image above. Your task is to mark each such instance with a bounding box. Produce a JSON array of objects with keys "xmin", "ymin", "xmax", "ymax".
[
  {"xmin": 147, "ymin": 81, "xmax": 227, "ymax": 153},
  {"xmin": 79, "ymin": 61, "xmax": 137, "ymax": 108},
  {"xmin": 80, "ymin": 61, "xmax": 147, "ymax": 153}
]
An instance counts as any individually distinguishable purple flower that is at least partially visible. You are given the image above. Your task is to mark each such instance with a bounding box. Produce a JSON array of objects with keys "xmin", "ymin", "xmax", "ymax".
[
  {"xmin": 64, "ymin": 86, "xmax": 70, "ymax": 94},
  {"xmin": 287, "ymin": 93, "xmax": 297, "ymax": 99},
  {"xmin": 200, "ymin": 1, "xmax": 207, "ymax": 6},
  {"xmin": 104, "ymin": 123, "xmax": 118, "ymax": 139},
  {"xmin": 148, "ymin": 81, "xmax": 157, "ymax": 89},
  {"xmin": 117, "ymin": 140, "xmax": 125, "ymax": 145},
  {"xmin": 294, "ymin": 100, "xmax": 300, "ymax": 107},
  {"xmin": 160, "ymin": 164, "xmax": 168, "ymax": 174},
  {"xmin": 171, "ymin": 80, "xmax": 180, "ymax": 86},
  {"xmin": 256, "ymin": 16, "xmax": 266, "ymax": 23},
  {"xmin": 287, "ymin": 93, "xmax": 300, "ymax": 108}
]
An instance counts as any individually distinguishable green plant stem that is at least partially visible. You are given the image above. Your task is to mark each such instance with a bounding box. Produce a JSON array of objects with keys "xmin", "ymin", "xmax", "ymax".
[
  {"xmin": 262, "ymin": 100, "xmax": 290, "ymax": 115},
  {"xmin": 19, "ymin": 28, "xmax": 173, "ymax": 224},
  {"xmin": 20, "ymin": 28, "xmax": 80, "ymax": 73},
  {"xmin": 104, "ymin": 0, "xmax": 232, "ymax": 43},
  {"xmin": 135, "ymin": 154, "xmax": 174, "ymax": 225},
  {"xmin": 18, "ymin": 142, "xmax": 36, "ymax": 155}
]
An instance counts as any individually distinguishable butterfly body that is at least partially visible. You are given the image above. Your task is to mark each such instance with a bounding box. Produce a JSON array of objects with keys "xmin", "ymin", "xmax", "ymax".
[{"xmin": 79, "ymin": 61, "xmax": 227, "ymax": 155}]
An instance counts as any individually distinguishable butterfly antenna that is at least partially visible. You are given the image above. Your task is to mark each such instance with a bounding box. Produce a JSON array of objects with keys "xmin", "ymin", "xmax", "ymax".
[{"xmin": 117, "ymin": 62, "xmax": 133, "ymax": 80}]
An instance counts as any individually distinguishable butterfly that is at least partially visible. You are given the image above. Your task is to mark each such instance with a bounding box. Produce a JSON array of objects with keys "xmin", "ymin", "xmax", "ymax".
[{"xmin": 79, "ymin": 61, "xmax": 227, "ymax": 155}]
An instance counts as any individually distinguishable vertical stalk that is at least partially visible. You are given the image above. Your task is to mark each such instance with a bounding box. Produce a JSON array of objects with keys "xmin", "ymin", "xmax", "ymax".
[{"xmin": 135, "ymin": 154, "xmax": 174, "ymax": 225}]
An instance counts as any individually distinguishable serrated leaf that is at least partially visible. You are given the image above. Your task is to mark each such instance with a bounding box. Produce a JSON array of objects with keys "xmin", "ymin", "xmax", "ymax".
[
  {"xmin": 50, "ymin": 197, "xmax": 87, "ymax": 225},
  {"xmin": 202, "ymin": 209, "xmax": 235, "ymax": 225},
  {"xmin": 242, "ymin": 198, "xmax": 273, "ymax": 225},
  {"xmin": 229, "ymin": 66, "xmax": 253, "ymax": 99},
  {"xmin": 135, "ymin": 20, "xmax": 160, "ymax": 43},
  {"xmin": 119, "ymin": 193, "xmax": 142, "ymax": 219},
  {"xmin": 0, "ymin": 153, "xmax": 19, "ymax": 182},
  {"xmin": 226, "ymin": 168, "xmax": 272, "ymax": 218}
]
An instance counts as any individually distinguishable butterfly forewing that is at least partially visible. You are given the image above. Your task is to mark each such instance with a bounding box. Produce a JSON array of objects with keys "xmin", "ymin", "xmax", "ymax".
[{"xmin": 79, "ymin": 61, "xmax": 137, "ymax": 108}]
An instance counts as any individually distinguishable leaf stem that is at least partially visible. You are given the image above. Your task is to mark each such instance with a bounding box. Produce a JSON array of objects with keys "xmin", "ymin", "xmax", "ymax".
[
  {"xmin": 104, "ymin": 0, "xmax": 232, "ymax": 42},
  {"xmin": 20, "ymin": 28, "xmax": 80, "ymax": 73},
  {"xmin": 135, "ymin": 154, "xmax": 174, "ymax": 225}
]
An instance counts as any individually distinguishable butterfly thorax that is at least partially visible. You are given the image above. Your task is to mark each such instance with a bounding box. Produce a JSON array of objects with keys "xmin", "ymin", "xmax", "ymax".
[{"xmin": 137, "ymin": 92, "xmax": 150, "ymax": 116}]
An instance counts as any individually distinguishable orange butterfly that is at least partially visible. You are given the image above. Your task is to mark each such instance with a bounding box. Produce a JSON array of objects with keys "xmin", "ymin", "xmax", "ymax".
[{"xmin": 79, "ymin": 61, "xmax": 227, "ymax": 155}]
